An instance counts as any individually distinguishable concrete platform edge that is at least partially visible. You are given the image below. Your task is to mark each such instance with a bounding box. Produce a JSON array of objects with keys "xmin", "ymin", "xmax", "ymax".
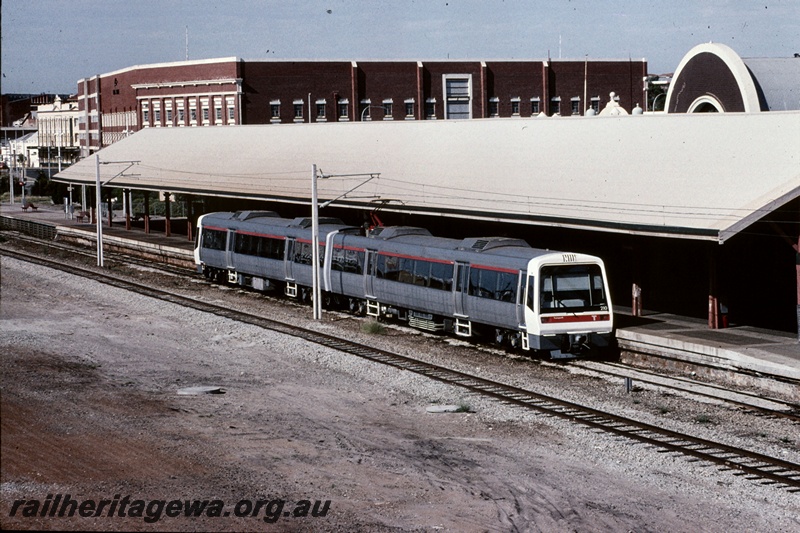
[{"xmin": 617, "ymin": 329, "xmax": 800, "ymax": 381}]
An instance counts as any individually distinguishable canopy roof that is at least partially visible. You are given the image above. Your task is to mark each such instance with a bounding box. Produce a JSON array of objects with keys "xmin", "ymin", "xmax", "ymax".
[{"xmin": 55, "ymin": 111, "xmax": 800, "ymax": 243}]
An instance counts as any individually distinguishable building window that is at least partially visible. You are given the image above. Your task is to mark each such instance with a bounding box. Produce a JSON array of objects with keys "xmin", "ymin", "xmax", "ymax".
[
  {"xmin": 200, "ymin": 98, "xmax": 209, "ymax": 124},
  {"xmin": 550, "ymin": 97, "xmax": 561, "ymax": 116},
  {"xmin": 531, "ymin": 97, "xmax": 541, "ymax": 115},
  {"xmin": 360, "ymin": 99, "xmax": 372, "ymax": 120},
  {"xmin": 226, "ymin": 96, "xmax": 235, "ymax": 123},
  {"xmin": 511, "ymin": 98, "xmax": 520, "ymax": 116},
  {"xmin": 316, "ymin": 100, "xmax": 326, "ymax": 120},
  {"xmin": 178, "ymin": 108, "xmax": 185, "ymax": 125},
  {"xmin": 404, "ymin": 99, "xmax": 415, "ymax": 119},
  {"xmin": 425, "ymin": 98, "xmax": 436, "ymax": 119},
  {"xmin": 382, "ymin": 99, "xmax": 393, "ymax": 120},
  {"xmin": 187, "ymin": 98, "xmax": 196, "ymax": 125},
  {"xmin": 488, "ymin": 97, "xmax": 499, "ymax": 117},
  {"xmin": 571, "ymin": 97, "xmax": 581, "ymax": 115},
  {"xmin": 591, "ymin": 96, "xmax": 600, "ymax": 113},
  {"xmin": 444, "ymin": 75, "xmax": 471, "ymax": 119},
  {"xmin": 270, "ymin": 101, "xmax": 281, "ymax": 121},
  {"xmin": 142, "ymin": 108, "xmax": 150, "ymax": 125},
  {"xmin": 215, "ymin": 105, "xmax": 223, "ymax": 122},
  {"xmin": 338, "ymin": 99, "xmax": 349, "ymax": 120},
  {"xmin": 294, "ymin": 100, "xmax": 304, "ymax": 121},
  {"xmin": 166, "ymin": 108, "xmax": 173, "ymax": 124}
]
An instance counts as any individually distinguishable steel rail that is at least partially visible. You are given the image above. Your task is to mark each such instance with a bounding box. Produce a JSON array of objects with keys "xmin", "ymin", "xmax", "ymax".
[
  {"xmin": 3, "ymin": 246, "xmax": 799, "ymax": 491},
  {"xmin": 572, "ymin": 361, "xmax": 800, "ymax": 423}
]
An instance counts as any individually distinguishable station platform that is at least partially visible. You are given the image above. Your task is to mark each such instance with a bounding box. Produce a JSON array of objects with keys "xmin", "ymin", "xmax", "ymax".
[{"xmin": 3, "ymin": 202, "xmax": 799, "ymax": 394}]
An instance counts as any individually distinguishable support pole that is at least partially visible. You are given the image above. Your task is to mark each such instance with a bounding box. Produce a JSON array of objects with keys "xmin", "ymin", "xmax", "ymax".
[
  {"xmin": 164, "ymin": 192, "xmax": 172, "ymax": 237},
  {"xmin": 708, "ymin": 248, "xmax": 719, "ymax": 329},
  {"xmin": 95, "ymin": 155, "xmax": 104, "ymax": 267},
  {"xmin": 143, "ymin": 192, "xmax": 150, "ymax": 234},
  {"xmin": 632, "ymin": 283, "xmax": 642, "ymax": 317},
  {"xmin": 107, "ymin": 194, "xmax": 113, "ymax": 227},
  {"xmin": 124, "ymin": 189, "xmax": 131, "ymax": 230},
  {"xmin": 796, "ymin": 235, "xmax": 800, "ymax": 342},
  {"xmin": 186, "ymin": 194, "xmax": 194, "ymax": 241},
  {"xmin": 311, "ymin": 164, "xmax": 322, "ymax": 320}
]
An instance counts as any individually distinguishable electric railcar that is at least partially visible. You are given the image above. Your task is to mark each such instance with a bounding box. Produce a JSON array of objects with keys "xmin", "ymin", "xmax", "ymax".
[{"xmin": 194, "ymin": 211, "xmax": 614, "ymax": 358}]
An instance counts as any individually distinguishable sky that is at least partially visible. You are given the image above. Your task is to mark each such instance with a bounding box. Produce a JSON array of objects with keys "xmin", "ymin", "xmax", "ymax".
[{"xmin": 2, "ymin": 0, "xmax": 798, "ymax": 94}]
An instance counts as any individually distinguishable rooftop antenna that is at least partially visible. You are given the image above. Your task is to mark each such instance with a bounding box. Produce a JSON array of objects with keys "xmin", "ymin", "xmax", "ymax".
[{"xmin": 185, "ymin": 26, "xmax": 189, "ymax": 61}]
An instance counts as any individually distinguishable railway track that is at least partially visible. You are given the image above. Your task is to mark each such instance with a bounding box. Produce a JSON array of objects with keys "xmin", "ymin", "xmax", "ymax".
[
  {"xmin": 16, "ymin": 229, "xmax": 798, "ymax": 422},
  {"xmin": 4, "ymin": 245, "xmax": 800, "ymax": 492},
  {"xmin": 572, "ymin": 361, "xmax": 800, "ymax": 423},
  {"xmin": 0, "ymin": 230, "xmax": 195, "ymax": 278}
]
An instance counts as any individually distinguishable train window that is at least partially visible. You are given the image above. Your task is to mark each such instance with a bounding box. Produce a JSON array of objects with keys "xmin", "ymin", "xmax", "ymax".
[
  {"xmin": 469, "ymin": 268, "xmax": 518, "ymax": 301},
  {"xmin": 496, "ymin": 272, "xmax": 517, "ymax": 302},
  {"xmin": 429, "ymin": 262, "xmax": 453, "ymax": 291},
  {"xmin": 393, "ymin": 257, "xmax": 410, "ymax": 283},
  {"xmin": 377, "ymin": 255, "xmax": 400, "ymax": 280},
  {"xmin": 526, "ymin": 276, "xmax": 535, "ymax": 310},
  {"xmin": 292, "ymin": 242, "xmax": 324, "ymax": 265},
  {"xmin": 234, "ymin": 233, "xmax": 257, "ymax": 256},
  {"xmin": 377, "ymin": 255, "xmax": 452, "ymax": 290},
  {"xmin": 480, "ymin": 270, "xmax": 498, "ymax": 298},
  {"xmin": 202, "ymin": 229, "xmax": 227, "ymax": 251},
  {"xmin": 346, "ymin": 249, "xmax": 364, "ymax": 274},
  {"xmin": 331, "ymin": 247, "xmax": 345, "ymax": 271},
  {"xmin": 539, "ymin": 264, "xmax": 608, "ymax": 313},
  {"xmin": 293, "ymin": 242, "xmax": 312, "ymax": 265},
  {"xmin": 413, "ymin": 261, "xmax": 430, "ymax": 287},
  {"xmin": 258, "ymin": 237, "xmax": 285, "ymax": 260},
  {"xmin": 469, "ymin": 268, "xmax": 496, "ymax": 299}
]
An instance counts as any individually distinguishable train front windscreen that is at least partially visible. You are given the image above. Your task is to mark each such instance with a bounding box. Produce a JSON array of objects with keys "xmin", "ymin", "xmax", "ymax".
[{"xmin": 539, "ymin": 264, "xmax": 609, "ymax": 314}]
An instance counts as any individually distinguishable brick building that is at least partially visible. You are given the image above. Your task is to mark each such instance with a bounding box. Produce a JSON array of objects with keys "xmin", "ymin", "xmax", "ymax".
[{"xmin": 77, "ymin": 57, "xmax": 647, "ymax": 156}]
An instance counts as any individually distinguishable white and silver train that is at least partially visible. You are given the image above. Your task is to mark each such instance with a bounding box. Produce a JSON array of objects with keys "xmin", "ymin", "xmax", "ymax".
[{"xmin": 195, "ymin": 210, "xmax": 614, "ymax": 358}]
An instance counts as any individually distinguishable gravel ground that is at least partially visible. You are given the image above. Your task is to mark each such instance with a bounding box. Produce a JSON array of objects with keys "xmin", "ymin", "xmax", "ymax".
[{"xmin": 1, "ymin": 248, "xmax": 799, "ymax": 532}]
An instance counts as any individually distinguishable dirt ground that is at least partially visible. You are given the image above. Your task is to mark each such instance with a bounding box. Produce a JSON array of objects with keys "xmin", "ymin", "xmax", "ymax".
[{"xmin": 1, "ymin": 254, "xmax": 798, "ymax": 532}]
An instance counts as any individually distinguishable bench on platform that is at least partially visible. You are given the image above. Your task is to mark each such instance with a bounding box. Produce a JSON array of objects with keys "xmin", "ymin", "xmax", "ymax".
[
  {"xmin": 21, "ymin": 203, "xmax": 38, "ymax": 212},
  {"xmin": 75, "ymin": 210, "xmax": 90, "ymax": 222}
]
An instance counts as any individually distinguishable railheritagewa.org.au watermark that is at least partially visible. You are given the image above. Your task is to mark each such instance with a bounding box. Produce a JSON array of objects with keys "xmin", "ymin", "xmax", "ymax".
[{"xmin": 8, "ymin": 494, "xmax": 331, "ymax": 524}]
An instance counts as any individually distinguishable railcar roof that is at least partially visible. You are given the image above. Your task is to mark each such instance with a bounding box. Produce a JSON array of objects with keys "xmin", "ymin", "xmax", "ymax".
[{"xmin": 362, "ymin": 230, "xmax": 555, "ymax": 263}]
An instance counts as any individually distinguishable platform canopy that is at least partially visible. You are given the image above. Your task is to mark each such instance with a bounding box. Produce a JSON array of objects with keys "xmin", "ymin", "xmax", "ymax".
[{"xmin": 54, "ymin": 111, "xmax": 800, "ymax": 243}]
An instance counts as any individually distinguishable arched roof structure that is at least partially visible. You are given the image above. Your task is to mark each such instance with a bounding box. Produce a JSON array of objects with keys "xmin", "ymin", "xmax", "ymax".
[{"xmin": 666, "ymin": 43, "xmax": 800, "ymax": 113}]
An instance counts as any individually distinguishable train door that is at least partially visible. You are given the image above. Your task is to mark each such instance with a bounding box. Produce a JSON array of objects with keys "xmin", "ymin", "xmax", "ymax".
[
  {"xmin": 285, "ymin": 238, "xmax": 295, "ymax": 281},
  {"xmin": 454, "ymin": 262, "xmax": 469, "ymax": 317},
  {"xmin": 225, "ymin": 230, "xmax": 236, "ymax": 270},
  {"xmin": 515, "ymin": 270, "xmax": 526, "ymax": 327},
  {"xmin": 364, "ymin": 250, "xmax": 377, "ymax": 298}
]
